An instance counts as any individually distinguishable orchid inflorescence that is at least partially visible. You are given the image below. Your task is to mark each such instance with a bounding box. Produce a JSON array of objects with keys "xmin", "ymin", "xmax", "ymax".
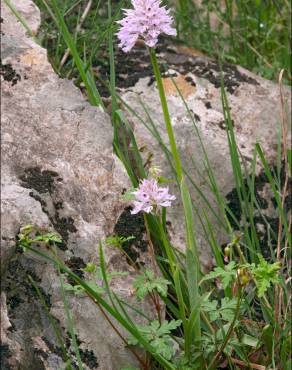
[
  {"xmin": 117, "ymin": 0, "xmax": 177, "ymax": 52},
  {"xmin": 131, "ymin": 178, "xmax": 175, "ymax": 214}
]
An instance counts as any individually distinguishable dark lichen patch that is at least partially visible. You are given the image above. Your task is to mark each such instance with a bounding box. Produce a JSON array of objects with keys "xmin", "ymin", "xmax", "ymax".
[
  {"xmin": 95, "ymin": 43, "xmax": 153, "ymax": 97},
  {"xmin": 193, "ymin": 112, "xmax": 201, "ymax": 122},
  {"xmin": 79, "ymin": 348, "xmax": 99, "ymax": 369},
  {"xmin": 185, "ymin": 75, "xmax": 196, "ymax": 87},
  {"xmin": 65, "ymin": 256, "xmax": 86, "ymax": 286},
  {"xmin": 185, "ymin": 58, "xmax": 259, "ymax": 94},
  {"xmin": 53, "ymin": 214, "xmax": 77, "ymax": 247},
  {"xmin": 20, "ymin": 167, "xmax": 59, "ymax": 194},
  {"xmin": 113, "ymin": 206, "xmax": 147, "ymax": 266},
  {"xmin": 62, "ymin": 333, "xmax": 99, "ymax": 369},
  {"xmin": 7, "ymin": 294, "xmax": 24, "ymax": 310},
  {"xmin": 1, "ymin": 255, "xmax": 59, "ymax": 369},
  {"xmin": 205, "ymin": 101, "xmax": 212, "ymax": 109},
  {"xmin": 5, "ymin": 257, "xmax": 52, "ymax": 317},
  {"xmin": 41, "ymin": 337, "xmax": 64, "ymax": 361},
  {"xmin": 20, "ymin": 167, "xmax": 77, "ymax": 249},
  {"xmin": 0, "ymin": 60, "xmax": 21, "ymax": 86},
  {"xmin": 0, "ymin": 345, "xmax": 13, "ymax": 370},
  {"xmin": 26, "ymin": 193, "xmax": 75, "ymax": 250},
  {"xmin": 96, "ymin": 37, "xmax": 259, "ymax": 96}
]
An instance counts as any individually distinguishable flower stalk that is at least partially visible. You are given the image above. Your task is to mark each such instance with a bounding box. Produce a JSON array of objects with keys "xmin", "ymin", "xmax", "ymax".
[
  {"xmin": 148, "ymin": 47, "xmax": 183, "ymax": 182},
  {"xmin": 148, "ymin": 46, "xmax": 201, "ymax": 349}
]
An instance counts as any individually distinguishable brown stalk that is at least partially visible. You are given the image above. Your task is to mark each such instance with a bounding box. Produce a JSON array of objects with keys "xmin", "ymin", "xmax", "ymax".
[
  {"xmin": 230, "ymin": 357, "xmax": 273, "ymax": 370},
  {"xmin": 274, "ymin": 69, "xmax": 290, "ymax": 330}
]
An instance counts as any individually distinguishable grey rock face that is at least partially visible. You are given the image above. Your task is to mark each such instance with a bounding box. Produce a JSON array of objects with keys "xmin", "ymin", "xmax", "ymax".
[{"xmin": 1, "ymin": 1, "xmax": 143, "ymax": 369}]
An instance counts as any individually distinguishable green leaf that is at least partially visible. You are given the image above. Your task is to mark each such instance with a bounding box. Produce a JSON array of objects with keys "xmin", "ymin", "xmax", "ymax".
[
  {"xmin": 261, "ymin": 324, "xmax": 273, "ymax": 355},
  {"xmin": 157, "ymin": 320, "xmax": 182, "ymax": 336},
  {"xmin": 121, "ymin": 188, "xmax": 136, "ymax": 201},
  {"xmin": 220, "ymin": 297, "xmax": 237, "ymax": 321},
  {"xmin": 82, "ymin": 263, "xmax": 97, "ymax": 273},
  {"xmin": 249, "ymin": 254, "xmax": 281, "ymax": 297},
  {"xmin": 202, "ymin": 261, "xmax": 237, "ymax": 289},
  {"xmin": 105, "ymin": 235, "xmax": 135, "ymax": 248},
  {"xmin": 133, "ymin": 270, "xmax": 170, "ymax": 301},
  {"xmin": 201, "ymin": 299, "xmax": 219, "ymax": 322},
  {"xmin": 128, "ymin": 320, "xmax": 181, "ymax": 360},
  {"xmin": 241, "ymin": 334, "xmax": 259, "ymax": 348}
]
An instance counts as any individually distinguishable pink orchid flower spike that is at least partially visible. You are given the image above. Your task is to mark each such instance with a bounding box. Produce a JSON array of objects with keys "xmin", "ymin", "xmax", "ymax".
[
  {"xmin": 131, "ymin": 178, "xmax": 176, "ymax": 215},
  {"xmin": 117, "ymin": 0, "xmax": 177, "ymax": 52}
]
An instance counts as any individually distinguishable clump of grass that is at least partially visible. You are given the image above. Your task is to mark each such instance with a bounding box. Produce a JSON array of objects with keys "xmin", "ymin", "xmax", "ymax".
[
  {"xmin": 36, "ymin": 0, "xmax": 290, "ymax": 83},
  {"xmin": 175, "ymin": 0, "xmax": 291, "ymax": 82}
]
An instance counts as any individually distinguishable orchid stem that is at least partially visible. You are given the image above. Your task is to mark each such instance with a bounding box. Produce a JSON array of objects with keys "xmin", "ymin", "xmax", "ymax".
[{"xmin": 148, "ymin": 48, "xmax": 183, "ymax": 182}]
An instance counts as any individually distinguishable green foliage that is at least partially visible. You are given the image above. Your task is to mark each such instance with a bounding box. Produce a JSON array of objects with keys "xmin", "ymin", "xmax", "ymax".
[
  {"xmin": 17, "ymin": 225, "xmax": 62, "ymax": 251},
  {"xmin": 64, "ymin": 262, "xmax": 128, "ymax": 296},
  {"xmin": 133, "ymin": 269, "xmax": 170, "ymax": 301},
  {"xmin": 247, "ymin": 254, "xmax": 281, "ymax": 297},
  {"xmin": 105, "ymin": 235, "xmax": 135, "ymax": 248},
  {"xmin": 202, "ymin": 261, "xmax": 237, "ymax": 289},
  {"xmin": 128, "ymin": 320, "xmax": 181, "ymax": 360},
  {"xmin": 202, "ymin": 296, "xmax": 238, "ymax": 322},
  {"xmin": 175, "ymin": 0, "xmax": 291, "ymax": 82}
]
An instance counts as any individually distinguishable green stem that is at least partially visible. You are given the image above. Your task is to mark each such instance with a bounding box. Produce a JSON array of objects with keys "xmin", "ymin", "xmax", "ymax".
[
  {"xmin": 149, "ymin": 46, "xmax": 201, "ymax": 352},
  {"xmin": 148, "ymin": 48, "xmax": 183, "ymax": 181},
  {"xmin": 108, "ymin": 0, "xmax": 117, "ymax": 116}
]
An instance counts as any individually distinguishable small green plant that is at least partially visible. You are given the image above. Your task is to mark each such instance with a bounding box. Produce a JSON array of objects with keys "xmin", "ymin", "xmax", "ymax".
[
  {"xmin": 105, "ymin": 235, "xmax": 135, "ymax": 248},
  {"xmin": 133, "ymin": 269, "xmax": 170, "ymax": 301},
  {"xmin": 128, "ymin": 320, "xmax": 181, "ymax": 360},
  {"xmin": 64, "ymin": 262, "xmax": 128, "ymax": 296}
]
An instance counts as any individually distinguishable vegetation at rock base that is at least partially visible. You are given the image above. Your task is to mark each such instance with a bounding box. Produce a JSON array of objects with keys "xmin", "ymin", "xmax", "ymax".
[{"xmin": 5, "ymin": 0, "xmax": 291, "ymax": 369}]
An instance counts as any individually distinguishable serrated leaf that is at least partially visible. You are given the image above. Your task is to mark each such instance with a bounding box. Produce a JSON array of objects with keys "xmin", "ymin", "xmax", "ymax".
[
  {"xmin": 220, "ymin": 297, "xmax": 237, "ymax": 321},
  {"xmin": 249, "ymin": 254, "xmax": 281, "ymax": 297},
  {"xmin": 133, "ymin": 270, "xmax": 170, "ymax": 301},
  {"xmin": 201, "ymin": 299, "xmax": 219, "ymax": 322},
  {"xmin": 202, "ymin": 261, "xmax": 237, "ymax": 289},
  {"xmin": 127, "ymin": 320, "xmax": 181, "ymax": 360}
]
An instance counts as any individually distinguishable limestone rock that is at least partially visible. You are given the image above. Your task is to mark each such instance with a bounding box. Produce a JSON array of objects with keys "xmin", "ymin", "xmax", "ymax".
[{"xmin": 1, "ymin": 1, "xmax": 144, "ymax": 369}]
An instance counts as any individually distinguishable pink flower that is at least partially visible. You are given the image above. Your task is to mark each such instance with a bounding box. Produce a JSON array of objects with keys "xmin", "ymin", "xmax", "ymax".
[
  {"xmin": 131, "ymin": 179, "xmax": 175, "ymax": 214},
  {"xmin": 117, "ymin": 0, "xmax": 177, "ymax": 52}
]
